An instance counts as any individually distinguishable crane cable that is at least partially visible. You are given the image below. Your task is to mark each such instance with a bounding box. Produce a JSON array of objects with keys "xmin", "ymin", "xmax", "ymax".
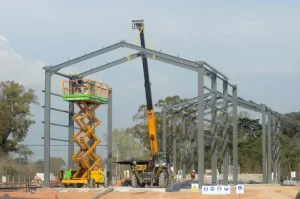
[{"xmin": 127, "ymin": 25, "xmax": 156, "ymax": 61}]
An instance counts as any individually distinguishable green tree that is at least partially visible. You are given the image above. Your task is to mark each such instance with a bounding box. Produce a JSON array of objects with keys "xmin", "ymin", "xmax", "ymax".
[{"xmin": 0, "ymin": 81, "xmax": 38, "ymax": 154}]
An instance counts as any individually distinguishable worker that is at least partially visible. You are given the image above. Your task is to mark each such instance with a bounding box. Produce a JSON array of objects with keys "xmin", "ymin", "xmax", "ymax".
[
  {"xmin": 70, "ymin": 73, "xmax": 80, "ymax": 93},
  {"xmin": 191, "ymin": 170, "xmax": 196, "ymax": 181}
]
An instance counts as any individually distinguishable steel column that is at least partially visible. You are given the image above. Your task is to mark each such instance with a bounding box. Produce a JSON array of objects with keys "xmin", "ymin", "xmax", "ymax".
[
  {"xmin": 271, "ymin": 114, "xmax": 277, "ymax": 183},
  {"xmin": 222, "ymin": 80, "xmax": 229, "ymax": 185},
  {"xmin": 210, "ymin": 72, "xmax": 218, "ymax": 184},
  {"xmin": 162, "ymin": 106, "xmax": 167, "ymax": 152},
  {"xmin": 277, "ymin": 118, "xmax": 281, "ymax": 183},
  {"xmin": 172, "ymin": 114, "xmax": 178, "ymax": 174},
  {"xmin": 107, "ymin": 88, "xmax": 113, "ymax": 185},
  {"xmin": 43, "ymin": 66, "xmax": 51, "ymax": 188},
  {"xmin": 232, "ymin": 84, "xmax": 238, "ymax": 185},
  {"xmin": 182, "ymin": 116, "xmax": 187, "ymax": 180},
  {"xmin": 68, "ymin": 102, "xmax": 74, "ymax": 169},
  {"xmin": 262, "ymin": 104, "xmax": 267, "ymax": 183},
  {"xmin": 267, "ymin": 111, "xmax": 272, "ymax": 183},
  {"xmin": 197, "ymin": 66, "xmax": 205, "ymax": 187}
]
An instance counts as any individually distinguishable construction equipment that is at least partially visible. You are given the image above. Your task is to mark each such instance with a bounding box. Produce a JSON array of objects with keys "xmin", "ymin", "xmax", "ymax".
[
  {"xmin": 60, "ymin": 78, "xmax": 109, "ymax": 188},
  {"xmin": 115, "ymin": 20, "xmax": 172, "ymax": 188}
]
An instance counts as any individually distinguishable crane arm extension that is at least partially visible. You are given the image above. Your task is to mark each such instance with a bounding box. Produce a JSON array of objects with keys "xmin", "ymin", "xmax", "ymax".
[{"xmin": 147, "ymin": 109, "xmax": 158, "ymax": 156}]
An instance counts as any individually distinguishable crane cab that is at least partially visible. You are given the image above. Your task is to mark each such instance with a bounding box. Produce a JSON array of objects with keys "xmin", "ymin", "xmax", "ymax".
[{"xmin": 154, "ymin": 152, "xmax": 169, "ymax": 167}]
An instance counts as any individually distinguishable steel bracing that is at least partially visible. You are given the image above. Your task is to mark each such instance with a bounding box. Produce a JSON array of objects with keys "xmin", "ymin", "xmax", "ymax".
[{"xmin": 43, "ymin": 40, "xmax": 281, "ymax": 187}]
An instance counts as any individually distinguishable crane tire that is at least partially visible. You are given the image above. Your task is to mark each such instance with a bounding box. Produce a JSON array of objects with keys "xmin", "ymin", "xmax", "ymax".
[
  {"xmin": 158, "ymin": 171, "xmax": 167, "ymax": 188},
  {"xmin": 131, "ymin": 173, "xmax": 139, "ymax": 188}
]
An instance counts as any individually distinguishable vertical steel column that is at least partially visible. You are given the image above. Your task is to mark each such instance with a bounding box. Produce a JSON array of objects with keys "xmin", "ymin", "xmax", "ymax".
[
  {"xmin": 271, "ymin": 114, "xmax": 277, "ymax": 183},
  {"xmin": 107, "ymin": 88, "xmax": 113, "ymax": 185},
  {"xmin": 43, "ymin": 66, "xmax": 52, "ymax": 188},
  {"xmin": 197, "ymin": 66, "xmax": 205, "ymax": 187},
  {"xmin": 162, "ymin": 106, "xmax": 167, "ymax": 152},
  {"xmin": 182, "ymin": 116, "xmax": 187, "ymax": 180},
  {"xmin": 261, "ymin": 104, "xmax": 267, "ymax": 183},
  {"xmin": 277, "ymin": 117, "xmax": 281, "ymax": 183},
  {"xmin": 267, "ymin": 111, "xmax": 272, "ymax": 183},
  {"xmin": 68, "ymin": 102, "xmax": 74, "ymax": 169},
  {"xmin": 222, "ymin": 80, "xmax": 229, "ymax": 185},
  {"xmin": 172, "ymin": 114, "xmax": 178, "ymax": 175},
  {"xmin": 232, "ymin": 84, "xmax": 238, "ymax": 185},
  {"xmin": 210, "ymin": 72, "xmax": 218, "ymax": 185}
]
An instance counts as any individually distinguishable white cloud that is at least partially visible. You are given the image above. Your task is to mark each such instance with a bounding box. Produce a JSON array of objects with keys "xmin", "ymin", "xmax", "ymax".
[{"xmin": 0, "ymin": 34, "xmax": 45, "ymax": 86}]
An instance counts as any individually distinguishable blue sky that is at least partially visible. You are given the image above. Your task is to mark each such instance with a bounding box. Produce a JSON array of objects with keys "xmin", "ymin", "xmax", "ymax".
[{"xmin": 0, "ymin": 0, "xmax": 299, "ymax": 161}]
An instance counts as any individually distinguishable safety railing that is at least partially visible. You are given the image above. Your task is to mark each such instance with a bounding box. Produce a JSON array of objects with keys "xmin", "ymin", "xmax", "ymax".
[{"xmin": 62, "ymin": 79, "xmax": 109, "ymax": 99}]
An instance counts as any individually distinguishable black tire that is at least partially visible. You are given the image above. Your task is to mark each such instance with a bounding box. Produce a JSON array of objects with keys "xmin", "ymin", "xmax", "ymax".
[
  {"xmin": 158, "ymin": 171, "xmax": 168, "ymax": 188},
  {"xmin": 131, "ymin": 173, "xmax": 139, "ymax": 188}
]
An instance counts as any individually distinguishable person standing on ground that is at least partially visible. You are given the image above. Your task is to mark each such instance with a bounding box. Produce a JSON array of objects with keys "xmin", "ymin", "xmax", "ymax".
[{"xmin": 191, "ymin": 170, "xmax": 196, "ymax": 181}]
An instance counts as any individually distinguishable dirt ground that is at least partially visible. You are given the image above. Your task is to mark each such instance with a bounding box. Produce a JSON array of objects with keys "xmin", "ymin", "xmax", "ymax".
[{"xmin": 0, "ymin": 185, "xmax": 298, "ymax": 199}]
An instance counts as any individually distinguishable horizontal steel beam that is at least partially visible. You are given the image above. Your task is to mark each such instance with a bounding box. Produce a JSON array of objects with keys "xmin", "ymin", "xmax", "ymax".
[
  {"xmin": 41, "ymin": 137, "xmax": 68, "ymax": 142},
  {"xmin": 55, "ymin": 71, "xmax": 70, "ymax": 78},
  {"xmin": 49, "ymin": 42, "xmax": 124, "ymax": 73},
  {"xmin": 78, "ymin": 53, "xmax": 140, "ymax": 78},
  {"xmin": 202, "ymin": 62, "xmax": 228, "ymax": 80},
  {"xmin": 41, "ymin": 106, "xmax": 69, "ymax": 114},
  {"xmin": 41, "ymin": 121, "xmax": 80, "ymax": 129},
  {"xmin": 42, "ymin": 90, "xmax": 62, "ymax": 97},
  {"xmin": 165, "ymin": 93, "xmax": 211, "ymax": 111}
]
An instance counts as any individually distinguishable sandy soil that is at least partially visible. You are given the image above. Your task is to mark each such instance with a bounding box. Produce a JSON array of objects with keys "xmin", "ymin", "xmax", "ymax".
[{"xmin": 0, "ymin": 185, "xmax": 298, "ymax": 199}]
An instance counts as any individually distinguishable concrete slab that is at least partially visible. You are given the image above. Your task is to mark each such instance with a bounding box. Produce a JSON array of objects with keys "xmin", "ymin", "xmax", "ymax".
[{"xmin": 113, "ymin": 187, "xmax": 166, "ymax": 192}]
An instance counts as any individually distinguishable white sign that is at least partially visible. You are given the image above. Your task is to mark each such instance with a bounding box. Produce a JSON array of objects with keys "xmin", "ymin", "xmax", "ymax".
[
  {"xmin": 291, "ymin": 171, "xmax": 296, "ymax": 178},
  {"xmin": 191, "ymin": 183, "xmax": 199, "ymax": 192},
  {"xmin": 202, "ymin": 185, "xmax": 231, "ymax": 195},
  {"xmin": 2, "ymin": 176, "xmax": 6, "ymax": 183},
  {"xmin": 236, "ymin": 184, "xmax": 244, "ymax": 194}
]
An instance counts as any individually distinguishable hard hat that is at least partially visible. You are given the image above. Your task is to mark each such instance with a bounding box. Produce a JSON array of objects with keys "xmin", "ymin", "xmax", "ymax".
[{"xmin": 192, "ymin": 170, "xmax": 195, "ymax": 172}]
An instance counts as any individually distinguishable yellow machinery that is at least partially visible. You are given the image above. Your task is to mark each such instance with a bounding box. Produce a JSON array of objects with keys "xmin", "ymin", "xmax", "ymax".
[{"xmin": 60, "ymin": 77, "xmax": 109, "ymax": 188}]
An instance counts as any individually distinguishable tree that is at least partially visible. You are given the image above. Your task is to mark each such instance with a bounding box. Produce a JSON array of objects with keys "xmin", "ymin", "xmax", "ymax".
[{"xmin": 0, "ymin": 81, "xmax": 38, "ymax": 154}]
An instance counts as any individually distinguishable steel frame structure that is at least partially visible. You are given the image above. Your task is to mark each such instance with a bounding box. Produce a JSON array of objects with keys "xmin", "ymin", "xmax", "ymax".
[
  {"xmin": 162, "ymin": 92, "xmax": 281, "ymax": 185},
  {"xmin": 43, "ymin": 41, "xmax": 281, "ymax": 188}
]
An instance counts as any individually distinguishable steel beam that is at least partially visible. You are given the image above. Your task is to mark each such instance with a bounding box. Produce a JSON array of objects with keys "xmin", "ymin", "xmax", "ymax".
[
  {"xmin": 42, "ymin": 90, "xmax": 62, "ymax": 98},
  {"xmin": 162, "ymin": 106, "xmax": 167, "ymax": 152},
  {"xmin": 68, "ymin": 101, "xmax": 74, "ymax": 169},
  {"xmin": 107, "ymin": 88, "xmax": 113, "ymax": 185},
  {"xmin": 43, "ymin": 66, "xmax": 51, "ymax": 188},
  {"xmin": 232, "ymin": 84, "xmax": 238, "ymax": 185},
  {"xmin": 271, "ymin": 114, "xmax": 277, "ymax": 183},
  {"xmin": 78, "ymin": 53, "xmax": 140, "ymax": 78},
  {"xmin": 197, "ymin": 66, "xmax": 205, "ymax": 187},
  {"xmin": 210, "ymin": 73, "xmax": 218, "ymax": 184},
  {"xmin": 49, "ymin": 42, "xmax": 124, "ymax": 73},
  {"xmin": 182, "ymin": 116, "xmax": 187, "ymax": 180},
  {"xmin": 55, "ymin": 71, "xmax": 70, "ymax": 78},
  {"xmin": 267, "ymin": 111, "xmax": 272, "ymax": 183},
  {"xmin": 41, "ymin": 106, "xmax": 69, "ymax": 114},
  {"xmin": 222, "ymin": 80, "xmax": 229, "ymax": 185},
  {"xmin": 172, "ymin": 114, "xmax": 178, "ymax": 174},
  {"xmin": 41, "ymin": 137, "xmax": 68, "ymax": 142},
  {"xmin": 41, "ymin": 121, "xmax": 80, "ymax": 129},
  {"xmin": 262, "ymin": 104, "xmax": 267, "ymax": 183}
]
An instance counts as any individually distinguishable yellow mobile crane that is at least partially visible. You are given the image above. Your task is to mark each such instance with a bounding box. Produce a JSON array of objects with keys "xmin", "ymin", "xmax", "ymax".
[{"xmin": 115, "ymin": 20, "xmax": 172, "ymax": 188}]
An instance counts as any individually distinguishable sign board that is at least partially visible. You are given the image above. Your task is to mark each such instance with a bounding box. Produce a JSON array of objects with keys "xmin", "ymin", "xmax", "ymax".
[
  {"xmin": 291, "ymin": 171, "xmax": 296, "ymax": 178},
  {"xmin": 1, "ymin": 176, "xmax": 6, "ymax": 183},
  {"xmin": 202, "ymin": 186, "xmax": 230, "ymax": 195},
  {"xmin": 191, "ymin": 183, "xmax": 199, "ymax": 192},
  {"xmin": 236, "ymin": 184, "xmax": 244, "ymax": 194}
]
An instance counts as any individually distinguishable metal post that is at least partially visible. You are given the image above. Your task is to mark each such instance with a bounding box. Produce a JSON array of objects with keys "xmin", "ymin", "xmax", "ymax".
[
  {"xmin": 197, "ymin": 66, "xmax": 205, "ymax": 187},
  {"xmin": 267, "ymin": 111, "xmax": 272, "ymax": 183},
  {"xmin": 68, "ymin": 102, "xmax": 74, "ymax": 169},
  {"xmin": 261, "ymin": 104, "xmax": 267, "ymax": 183},
  {"xmin": 107, "ymin": 88, "xmax": 113, "ymax": 185},
  {"xmin": 277, "ymin": 118, "xmax": 281, "ymax": 183},
  {"xmin": 222, "ymin": 80, "xmax": 229, "ymax": 185},
  {"xmin": 232, "ymin": 84, "xmax": 238, "ymax": 185},
  {"xmin": 210, "ymin": 72, "xmax": 218, "ymax": 185},
  {"xmin": 43, "ymin": 66, "xmax": 51, "ymax": 187},
  {"xmin": 182, "ymin": 116, "xmax": 187, "ymax": 180},
  {"xmin": 172, "ymin": 114, "xmax": 178, "ymax": 175},
  {"xmin": 162, "ymin": 106, "xmax": 167, "ymax": 152},
  {"xmin": 272, "ymin": 114, "xmax": 277, "ymax": 183}
]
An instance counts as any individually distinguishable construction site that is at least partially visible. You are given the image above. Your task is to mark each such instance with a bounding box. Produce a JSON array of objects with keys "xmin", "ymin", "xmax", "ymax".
[{"xmin": 0, "ymin": 17, "xmax": 299, "ymax": 198}]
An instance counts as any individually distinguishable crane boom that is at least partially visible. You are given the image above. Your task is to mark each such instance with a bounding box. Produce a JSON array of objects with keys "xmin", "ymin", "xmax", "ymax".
[{"xmin": 133, "ymin": 20, "xmax": 158, "ymax": 157}]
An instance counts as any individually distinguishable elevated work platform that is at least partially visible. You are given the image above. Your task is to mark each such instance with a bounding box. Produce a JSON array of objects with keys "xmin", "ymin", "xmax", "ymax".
[
  {"xmin": 60, "ymin": 78, "xmax": 109, "ymax": 187},
  {"xmin": 62, "ymin": 79, "xmax": 109, "ymax": 104}
]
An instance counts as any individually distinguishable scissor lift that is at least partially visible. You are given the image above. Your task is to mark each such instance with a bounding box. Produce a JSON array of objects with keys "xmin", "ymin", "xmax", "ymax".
[{"xmin": 60, "ymin": 79, "xmax": 109, "ymax": 188}]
